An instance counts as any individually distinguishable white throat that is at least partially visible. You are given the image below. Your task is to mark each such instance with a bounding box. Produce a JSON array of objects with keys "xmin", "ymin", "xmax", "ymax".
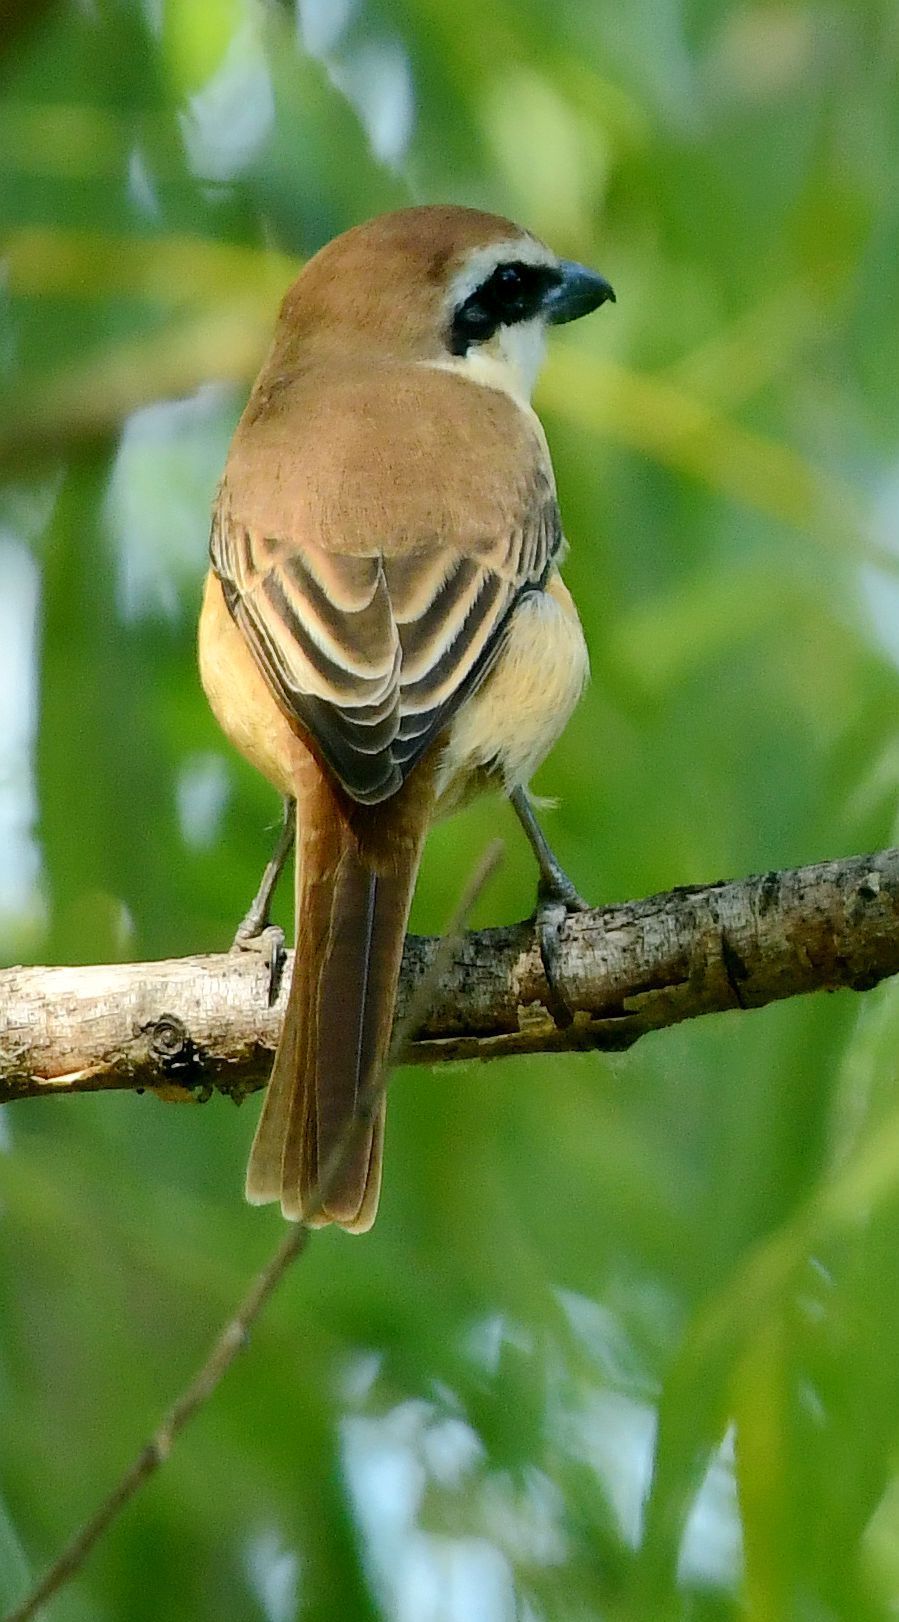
[
  {"xmin": 430, "ymin": 317, "xmax": 547, "ymax": 408},
  {"xmin": 430, "ymin": 233, "xmax": 558, "ymax": 409}
]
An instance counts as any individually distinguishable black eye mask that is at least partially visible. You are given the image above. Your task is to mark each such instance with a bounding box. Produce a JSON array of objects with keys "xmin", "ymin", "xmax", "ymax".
[{"xmin": 449, "ymin": 261, "xmax": 561, "ymax": 356}]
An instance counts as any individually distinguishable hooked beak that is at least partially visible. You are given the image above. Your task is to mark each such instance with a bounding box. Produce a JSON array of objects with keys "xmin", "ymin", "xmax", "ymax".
[{"xmin": 543, "ymin": 260, "xmax": 616, "ymax": 325}]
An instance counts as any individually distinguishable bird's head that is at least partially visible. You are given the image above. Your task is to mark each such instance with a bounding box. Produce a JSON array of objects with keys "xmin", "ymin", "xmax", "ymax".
[{"xmin": 273, "ymin": 205, "xmax": 614, "ymax": 403}]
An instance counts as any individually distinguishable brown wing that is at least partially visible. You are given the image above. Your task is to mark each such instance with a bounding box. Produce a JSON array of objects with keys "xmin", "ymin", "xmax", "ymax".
[{"xmin": 210, "ymin": 370, "xmax": 562, "ymax": 804}]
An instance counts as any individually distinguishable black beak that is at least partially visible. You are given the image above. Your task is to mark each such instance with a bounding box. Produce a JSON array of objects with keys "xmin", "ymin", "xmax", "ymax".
[{"xmin": 543, "ymin": 260, "xmax": 616, "ymax": 325}]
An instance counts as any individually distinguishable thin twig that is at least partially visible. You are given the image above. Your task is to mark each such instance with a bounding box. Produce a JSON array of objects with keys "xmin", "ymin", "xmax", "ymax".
[
  {"xmin": 2, "ymin": 842, "xmax": 503, "ymax": 1622},
  {"xmin": 1, "ymin": 1228, "xmax": 306, "ymax": 1622}
]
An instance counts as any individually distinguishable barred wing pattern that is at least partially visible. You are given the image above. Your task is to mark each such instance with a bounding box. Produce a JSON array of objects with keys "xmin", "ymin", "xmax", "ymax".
[{"xmin": 210, "ymin": 481, "xmax": 561, "ymax": 804}]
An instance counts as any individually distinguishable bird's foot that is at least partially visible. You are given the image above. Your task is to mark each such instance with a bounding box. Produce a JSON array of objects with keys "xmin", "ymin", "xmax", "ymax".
[
  {"xmin": 536, "ymin": 872, "xmax": 590, "ymax": 916},
  {"xmin": 231, "ymin": 915, "xmax": 287, "ymax": 1008},
  {"xmin": 532, "ymin": 878, "xmax": 590, "ymax": 1029}
]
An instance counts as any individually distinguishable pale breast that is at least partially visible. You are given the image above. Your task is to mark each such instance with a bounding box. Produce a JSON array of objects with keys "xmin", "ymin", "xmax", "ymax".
[
  {"xmin": 434, "ymin": 569, "xmax": 588, "ymax": 816},
  {"xmin": 198, "ymin": 572, "xmax": 315, "ymax": 800}
]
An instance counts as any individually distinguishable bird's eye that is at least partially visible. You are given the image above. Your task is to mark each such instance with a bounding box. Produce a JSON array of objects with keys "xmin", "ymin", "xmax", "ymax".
[
  {"xmin": 448, "ymin": 260, "xmax": 551, "ymax": 355},
  {"xmin": 495, "ymin": 264, "xmax": 524, "ymax": 294}
]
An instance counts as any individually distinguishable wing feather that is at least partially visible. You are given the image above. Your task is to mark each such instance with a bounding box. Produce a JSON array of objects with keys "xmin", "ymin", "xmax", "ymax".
[
  {"xmin": 397, "ymin": 568, "xmax": 509, "ymax": 715},
  {"xmin": 210, "ymin": 398, "xmax": 562, "ymax": 804}
]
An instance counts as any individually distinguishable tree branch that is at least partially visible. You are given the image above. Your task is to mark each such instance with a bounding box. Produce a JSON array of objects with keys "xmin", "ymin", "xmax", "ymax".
[{"xmin": 3, "ymin": 846, "xmax": 899, "ymax": 1105}]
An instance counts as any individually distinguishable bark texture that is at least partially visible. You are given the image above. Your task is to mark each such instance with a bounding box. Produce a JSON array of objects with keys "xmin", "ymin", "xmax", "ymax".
[{"xmin": 2, "ymin": 846, "xmax": 898, "ymax": 1105}]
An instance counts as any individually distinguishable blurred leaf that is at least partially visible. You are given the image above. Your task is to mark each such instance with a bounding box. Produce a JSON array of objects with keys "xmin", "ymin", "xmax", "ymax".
[
  {"xmin": 0, "ymin": 1490, "xmax": 29, "ymax": 1613},
  {"xmin": 3, "ymin": 0, "xmax": 899, "ymax": 1618}
]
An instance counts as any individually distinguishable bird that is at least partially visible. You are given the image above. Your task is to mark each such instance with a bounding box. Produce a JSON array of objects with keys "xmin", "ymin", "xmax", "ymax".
[{"xmin": 198, "ymin": 204, "xmax": 614, "ymax": 1232}]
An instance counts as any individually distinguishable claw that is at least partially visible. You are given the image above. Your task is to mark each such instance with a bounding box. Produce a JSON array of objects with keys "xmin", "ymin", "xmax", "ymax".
[
  {"xmin": 232, "ymin": 921, "xmax": 287, "ymax": 1007},
  {"xmin": 534, "ymin": 897, "xmax": 577, "ymax": 1029}
]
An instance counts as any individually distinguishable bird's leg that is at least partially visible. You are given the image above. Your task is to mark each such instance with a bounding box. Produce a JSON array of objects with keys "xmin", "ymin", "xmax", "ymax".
[
  {"xmin": 510, "ymin": 785, "xmax": 588, "ymax": 913},
  {"xmin": 233, "ymin": 797, "xmax": 296, "ymax": 943},
  {"xmin": 510, "ymin": 785, "xmax": 588, "ymax": 1028},
  {"xmin": 232, "ymin": 797, "xmax": 296, "ymax": 1005}
]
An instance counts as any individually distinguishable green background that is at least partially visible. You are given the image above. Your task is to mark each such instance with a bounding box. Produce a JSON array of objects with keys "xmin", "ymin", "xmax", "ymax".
[{"xmin": 3, "ymin": 1, "xmax": 899, "ymax": 1617}]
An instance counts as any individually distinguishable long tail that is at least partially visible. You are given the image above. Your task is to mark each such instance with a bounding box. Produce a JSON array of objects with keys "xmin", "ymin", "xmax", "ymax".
[{"xmin": 245, "ymin": 761, "xmax": 433, "ymax": 1232}]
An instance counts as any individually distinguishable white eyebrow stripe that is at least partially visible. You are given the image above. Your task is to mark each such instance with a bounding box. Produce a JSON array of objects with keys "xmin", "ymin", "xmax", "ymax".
[{"xmin": 447, "ymin": 236, "xmax": 559, "ymax": 313}]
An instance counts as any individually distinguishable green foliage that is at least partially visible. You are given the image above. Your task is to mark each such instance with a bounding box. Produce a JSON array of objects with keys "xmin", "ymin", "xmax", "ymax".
[{"xmin": 3, "ymin": 1, "xmax": 899, "ymax": 1617}]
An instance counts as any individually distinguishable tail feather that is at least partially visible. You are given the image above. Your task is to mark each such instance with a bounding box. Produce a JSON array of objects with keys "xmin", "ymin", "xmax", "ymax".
[
  {"xmin": 245, "ymin": 761, "xmax": 432, "ymax": 1232},
  {"xmin": 300, "ymin": 856, "xmax": 379, "ymax": 1223}
]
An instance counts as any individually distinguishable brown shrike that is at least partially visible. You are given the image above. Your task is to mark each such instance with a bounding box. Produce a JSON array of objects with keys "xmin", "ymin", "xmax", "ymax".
[{"xmin": 198, "ymin": 205, "xmax": 614, "ymax": 1231}]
